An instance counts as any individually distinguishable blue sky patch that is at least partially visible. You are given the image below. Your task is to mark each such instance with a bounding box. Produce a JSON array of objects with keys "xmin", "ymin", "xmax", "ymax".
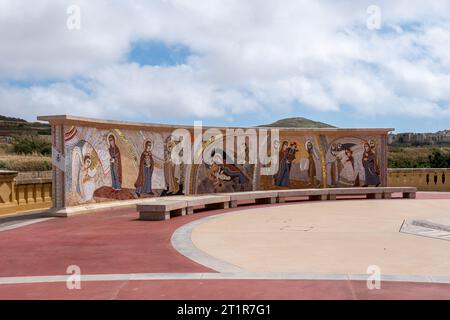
[{"xmin": 127, "ymin": 40, "xmax": 191, "ymax": 66}]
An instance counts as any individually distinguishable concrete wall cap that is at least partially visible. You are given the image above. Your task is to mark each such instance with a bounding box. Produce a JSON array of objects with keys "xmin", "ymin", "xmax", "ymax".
[{"xmin": 37, "ymin": 114, "xmax": 394, "ymax": 134}]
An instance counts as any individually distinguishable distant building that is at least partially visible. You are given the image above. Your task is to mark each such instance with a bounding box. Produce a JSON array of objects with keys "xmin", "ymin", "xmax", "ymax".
[
  {"xmin": 389, "ymin": 130, "xmax": 450, "ymax": 145},
  {"xmin": 0, "ymin": 136, "xmax": 13, "ymax": 144}
]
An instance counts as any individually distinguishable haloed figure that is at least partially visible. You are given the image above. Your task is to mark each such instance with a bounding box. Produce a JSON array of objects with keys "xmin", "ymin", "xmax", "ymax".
[
  {"xmin": 362, "ymin": 142, "xmax": 380, "ymax": 187},
  {"xmin": 163, "ymin": 136, "xmax": 184, "ymax": 196},
  {"xmin": 287, "ymin": 142, "xmax": 298, "ymax": 171},
  {"xmin": 306, "ymin": 140, "xmax": 319, "ymax": 186},
  {"xmin": 328, "ymin": 144, "xmax": 339, "ymax": 187},
  {"xmin": 221, "ymin": 162, "xmax": 247, "ymax": 186},
  {"xmin": 80, "ymin": 155, "xmax": 97, "ymax": 202},
  {"xmin": 341, "ymin": 148, "xmax": 359, "ymax": 186},
  {"xmin": 274, "ymin": 141, "xmax": 291, "ymax": 187},
  {"xmin": 108, "ymin": 134, "xmax": 122, "ymax": 191},
  {"xmin": 211, "ymin": 151, "xmax": 248, "ymax": 189},
  {"xmin": 135, "ymin": 140, "xmax": 154, "ymax": 196}
]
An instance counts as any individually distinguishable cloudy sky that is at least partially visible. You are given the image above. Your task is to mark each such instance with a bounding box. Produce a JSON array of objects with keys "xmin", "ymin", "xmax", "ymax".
[{"xmin": 1, "ymin": 0, "xmax": 450, "ymax": 132}]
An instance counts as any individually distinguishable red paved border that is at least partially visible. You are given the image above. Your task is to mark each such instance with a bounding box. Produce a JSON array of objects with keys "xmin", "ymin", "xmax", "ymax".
[
  {"xmin": 0, "ymin": 208, "xmax": 218, "ymax": 277},
  {"xmin": 0, "ymin": 279, "xmax": 449, "ymax": 300},
  {"xmin": 0, "ymin": 192, "xmax": 449, "ymax": 299}
]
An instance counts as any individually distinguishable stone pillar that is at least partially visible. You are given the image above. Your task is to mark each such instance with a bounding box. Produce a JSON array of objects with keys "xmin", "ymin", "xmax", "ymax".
[
  {"xmin": 381, "ymin": 134, "xmax": 388, "ymax": 187},
  {"xmin": 52, "ymin": 124, "xmax": 66, "ymax": 210}
]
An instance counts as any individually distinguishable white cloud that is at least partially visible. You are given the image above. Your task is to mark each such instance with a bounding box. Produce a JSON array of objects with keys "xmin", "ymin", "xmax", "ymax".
[{"xmin": 0, "ymin": 0, "xmax": 450, "ymax": 123}]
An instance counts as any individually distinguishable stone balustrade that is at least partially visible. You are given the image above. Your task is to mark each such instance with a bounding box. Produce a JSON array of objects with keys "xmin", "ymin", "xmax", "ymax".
[
  {"xmin": 388, "ymin": 168, "xmax": 450, "ymax": 192},
  {"xmin": 0, "ymin": 170, "xmax": 52, "ymax": 216}
]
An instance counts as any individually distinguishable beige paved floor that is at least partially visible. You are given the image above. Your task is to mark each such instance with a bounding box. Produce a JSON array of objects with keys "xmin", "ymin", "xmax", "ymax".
[{"xmin": 191, "ymin": 199, "xmax": 450, "ymax": 275}]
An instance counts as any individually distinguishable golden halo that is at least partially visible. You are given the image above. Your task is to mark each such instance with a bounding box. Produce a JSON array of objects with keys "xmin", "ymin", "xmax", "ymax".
[
  {"xmin": 305, "ymin": 139, "xmax": 313, "ymax": 149},
  {"xmin": 106, "ymin": 133, "xmax": 116, "ymax": 146},
  {"xmin": 273, "ymin": 139, "xmax": 280, "ymax": 150},
  {"xmin": 143, "ymin": 139, "xmax": 154, "ymax": 151}
]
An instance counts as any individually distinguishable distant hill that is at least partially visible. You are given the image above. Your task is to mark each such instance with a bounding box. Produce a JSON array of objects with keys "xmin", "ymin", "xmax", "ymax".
[
  {"xmin": 0, "ymin": 115, "xmax": 27, "ymax": 123},
  {"xmin": 0, "ymin": 115, "xmax": 335, "ymax": 139},
  {"xmin": 259, "ymin": 117, "xmax": 336, "ymax": 128},
  {"xmin": 0, "ymin": 115, "xmax": 51, "ymax": 138}
]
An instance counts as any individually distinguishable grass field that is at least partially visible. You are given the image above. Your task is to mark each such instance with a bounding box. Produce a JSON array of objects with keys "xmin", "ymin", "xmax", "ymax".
[
  {"xmin": 0, "ymin": 155, "xmax": 52, "ymax": 172},
  {"xmin": 0, "ymin": 145, "xmax": 51, "ymax": 172}
]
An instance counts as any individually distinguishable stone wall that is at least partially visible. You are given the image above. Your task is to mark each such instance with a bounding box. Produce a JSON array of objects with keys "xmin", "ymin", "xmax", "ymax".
[{"xmin": 38, "ymin": 115, "xmax": 391, "ymax": 210}]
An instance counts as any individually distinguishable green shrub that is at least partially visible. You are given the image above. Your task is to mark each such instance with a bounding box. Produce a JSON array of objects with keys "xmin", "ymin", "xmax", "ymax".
[
  {"xmin": 428, "ymin": 151, "xmax": 450, "ymax": 168},
  {"xmin": 12, "ymin": 137, "xmax": 51, "ymax": 156},
  {"xmin": 388, "ymin": 146, "xmax": 450, "ymax": 168}
]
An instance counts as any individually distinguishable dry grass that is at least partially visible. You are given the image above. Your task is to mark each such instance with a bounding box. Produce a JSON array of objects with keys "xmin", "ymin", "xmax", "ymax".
[
  {"xmin": 0, "ymin": 144, "xmax": 14, "ymax": 155},
  {"xmin": 0, "ymin": 154, "xmax": 52, "ymax": 172},
  {"xmin": 0, "ymin": 142, "xmax": 52, "ymax": 171}
]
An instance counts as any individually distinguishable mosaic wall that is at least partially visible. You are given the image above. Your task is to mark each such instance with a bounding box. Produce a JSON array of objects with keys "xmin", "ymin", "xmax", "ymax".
[
  {"xmin": 63, "ymin": 125, "xmax": 385, "ymax": 206},
  {"xmin": 259, "ymin": 134, "xmax": 383, "ymax": 190}
]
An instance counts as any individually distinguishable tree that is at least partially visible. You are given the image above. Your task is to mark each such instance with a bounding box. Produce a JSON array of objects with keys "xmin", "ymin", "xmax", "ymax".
[{"xmin": 428, "ymin": 151, "xmax": 450, "ymax": 168}]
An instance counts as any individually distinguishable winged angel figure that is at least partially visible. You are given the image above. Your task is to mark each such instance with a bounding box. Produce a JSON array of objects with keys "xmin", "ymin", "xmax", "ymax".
[{"xmin": 69, "ymin": 130, "xmax": 110, "ymax": 203}]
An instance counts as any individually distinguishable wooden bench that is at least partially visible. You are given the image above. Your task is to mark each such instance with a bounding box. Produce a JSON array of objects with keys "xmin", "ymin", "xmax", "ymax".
[{"xmin": 220, "ymin": 191, "xmax": 278, "ymax": 208}]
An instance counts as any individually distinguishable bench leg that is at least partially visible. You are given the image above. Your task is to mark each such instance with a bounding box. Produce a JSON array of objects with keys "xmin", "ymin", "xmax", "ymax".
[
  {"xmin": 403, "ymin": 192, "xmax": 416, "ymax": 199},
  {"xmin": 229, "ymin": 200, "xmax": 238, "ymax": 208},
  {"xmin": 205, "ymin": 202, "xmax": 229, "ymax": 210},
  {"xmin": 277, "ymin": 197, "xmax": 286, "ymax": 203},
  {"xmin": 139, "ymin": 211, "xmax": 170, "ymax": 221},
  {"xmin": 186, "ymin": 206, "xmax": 194, "ymax": 215},
  {"xmin": 309, "ymin": 195, "xmax": 327, "ymax": 201},
  {"xmin": 170, "ymin": 207, "xmax": 186, "ymax": 217},
  {"xmin": 327, "ymin": 194, "xmax": 336, "ymax": 200},
  {"xmin": 367, "ymin": 193, "xmax": 382, "ymax": 199},
  {"xmin": 383, "ymin": 193, "xmax": 392, "ymax": 199},
  {"xmin": 256, "ymin": 197, "xmax": 277, "ymax": 205}
]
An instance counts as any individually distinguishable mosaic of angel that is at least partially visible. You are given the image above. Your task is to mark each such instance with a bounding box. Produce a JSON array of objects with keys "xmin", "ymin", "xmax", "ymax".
[{"xmin": 70, "ymin": 140, "xmax": 105, "ymax": 204}]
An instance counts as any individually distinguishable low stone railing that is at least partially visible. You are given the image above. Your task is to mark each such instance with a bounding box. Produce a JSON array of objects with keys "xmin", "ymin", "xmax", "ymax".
[
  {"xmin": 388, "ymin": 168, "xmax": 450, "ymax": 192},
  {"xmin": 0, "ymin": 170, "xmax": 52, "ymax": 216}
]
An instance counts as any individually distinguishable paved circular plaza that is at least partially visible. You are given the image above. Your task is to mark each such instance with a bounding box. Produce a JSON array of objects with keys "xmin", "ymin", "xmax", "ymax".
[{"xmin": 188, "ymin": 199, "xmax": 450, "ymax": 276}]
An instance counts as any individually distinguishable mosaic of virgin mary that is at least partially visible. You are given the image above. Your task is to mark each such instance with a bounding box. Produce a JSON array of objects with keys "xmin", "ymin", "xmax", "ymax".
[
  {"xmin": 108, "ymin": 134, "xmax": 122, "ymax": 191},
  {"xmin": 135, "ymin": 140, "xmax": 154, "ymax": 196},
  {"xmin": 274, "ymin": 141, "xmax": 298, "ymax": 187},
  {"xmin": 362, "ymin": 141, "xmax": 380, "ymax": 187}
]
